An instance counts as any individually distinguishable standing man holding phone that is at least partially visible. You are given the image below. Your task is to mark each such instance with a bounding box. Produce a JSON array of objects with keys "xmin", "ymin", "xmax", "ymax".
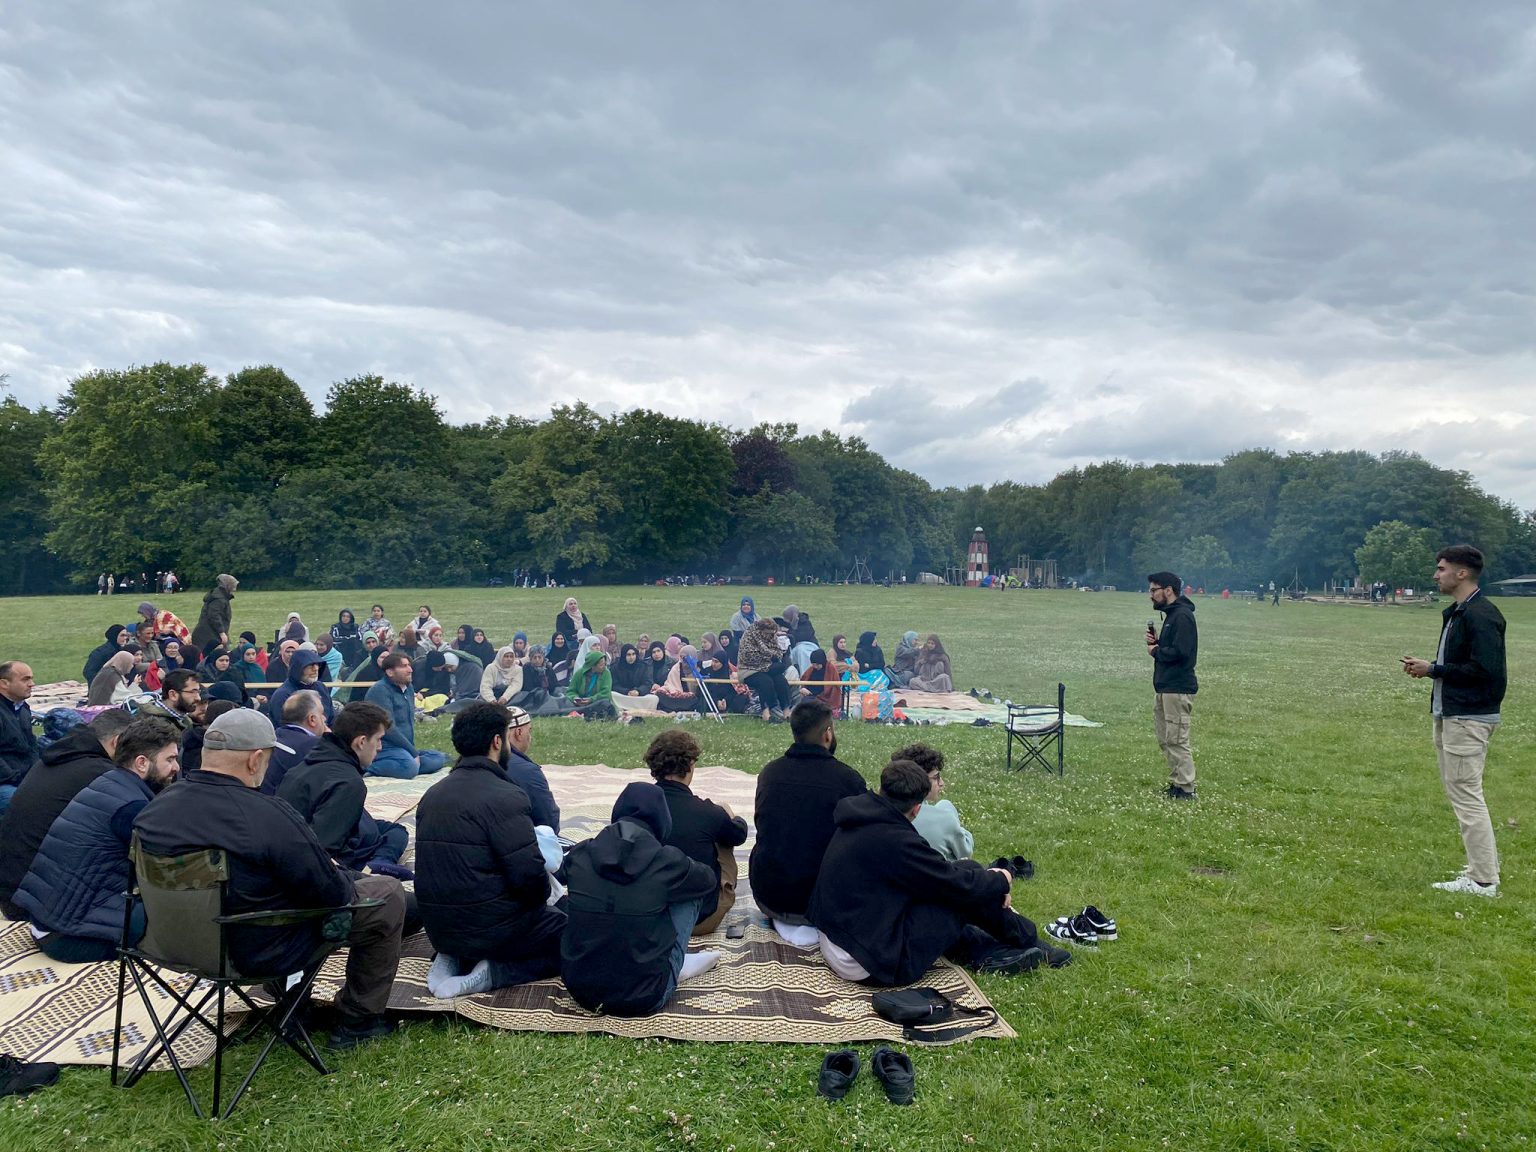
[
  {"xmin": 1401, "ymin": 545, "xmax": 1506, "ymax": 898},
  {"xmin": 1146, "ymin": 572, "xmax": 1199, "ymax": 801}
]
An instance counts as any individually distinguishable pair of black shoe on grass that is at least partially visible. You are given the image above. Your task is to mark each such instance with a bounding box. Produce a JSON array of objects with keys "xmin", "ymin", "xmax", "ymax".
[
  {"xmin": 987, "ymin": 855, "xmax": 1034, "ymax": 880},
  {"xmin": 818, "ymin": 1047, "xmax": 914, "ymax": 1105}
]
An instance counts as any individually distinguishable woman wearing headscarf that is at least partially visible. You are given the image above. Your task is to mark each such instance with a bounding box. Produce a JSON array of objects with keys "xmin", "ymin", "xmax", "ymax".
[
  {"xmin": 611, "ymin": 644, "xmax": 653, "ymax": 697},
  {"xmin": 511, "ymin": 631, "xmax": 530, "ymax": 664},
  {"xmin": 736, "ymin": 618, "xmax": 795, "ymax": 722},
  {"xmin": 546, "ymin": 633, "xmax": 573, "ymax": 690},
  {"xmin": 854, "ymin": 631, "xmax": 886, "ymax": 673},
  {"xmin": 280, "ymin": 613, "xmax": 310, "ymax": 645},
  {"xmin": 82, "ymin": 624, "xmax": 128, "ymax": 684},
  {"xmin": 566, "ymin": 649, "xmax": 618, "ymax": 720},
  {"xmin": 655, "ymin": 645, "xmax": 704, "ymax": 713},
  {"xmin": 420, "ymin": 624, "xmax": 452, "ymax": 655},
  {"xmin": 159, "ymin": 638, "xmax": 192, "ymax": 676},
  {"xmin": 238, "ymin": 632, "xmax": 268, "ymax": 672},
  {"xmin": 226, "ymin": 643, "xmax": 271, "ymax": 707},
  {"xmin": 601, "ymin": 624, "xmax": 619, "ymax": 657},
  {"xmin": 88, "ymin": 651, "xmax": 138, "ymax": 705},
  {"xmin": 575, "ymin": 633, "xmax": 606, "ymax": 673},
  {"xmin": 478, "ymin": 645, "xmax": 518, "ymax": 704},
  {"xmin": 464, "ymin": 627, "xmax": 497, "ymax": 667},
  {"xmin": 197, "ymin": 647, "xmax": 234, "ymax": 687},
  {"xmin": 908, "ymin": 634, "xmax": 954, "ymax": 693},
  {"xmin": 830, "ymin": 634, "xmax": 856, "ymax": 669},
  {"xmin": 805, "ymin": 649, "xmax": 844, "ymax": 715},
  {"xmin": 552, "ymin": 597, "xmax": 592, "ymax": 649},
  {"xmin": 728, "ymin": 597, "xmax": 757, "ymax": 636},
  {"xmin": 345, "ymin": 639, "xmax": 391, "ymax": 702},
  {"xmin": 331, "ymin": 609, "xmax": 365, "ymax": 667},
  {"xmin": 890, "ymin": 630, "xmax": 922, "ymax": 687},
  {"xmin": 643, "ymin": 641, "xmax": 673, "ymax": 690}
]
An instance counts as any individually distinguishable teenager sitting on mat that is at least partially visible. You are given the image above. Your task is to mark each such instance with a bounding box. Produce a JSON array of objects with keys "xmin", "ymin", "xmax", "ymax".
[
  {"xmin": 895, "ymin": 743, "xmax": 973, "ymax": 861},
  {"xmin": 648, "ymin": 730, "xmax": 749, "ymax": 936},
  {"xmin": 809, "ymin": 758, "xmax": 1069, "ymax": 986},
  {"xmin": 560, "ymin": 782, "xmax": 720, "ymax": 1016}
]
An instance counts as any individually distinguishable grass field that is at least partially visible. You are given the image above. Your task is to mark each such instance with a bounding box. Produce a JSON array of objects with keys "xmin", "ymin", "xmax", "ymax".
[{"xmin": 2, "ymin": 585, "xmax": 1532, "ymax": 1151}]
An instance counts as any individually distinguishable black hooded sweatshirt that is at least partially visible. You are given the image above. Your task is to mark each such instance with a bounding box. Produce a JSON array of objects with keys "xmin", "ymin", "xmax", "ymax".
[
  {"xmin": 1151, "ymin": 594, "xmax": 1199, "ymax": 695},
  {"xmin": 559, "ymin": 792, "xmax": 715, "ymax": 1016},
  {"xmin": 0, "ymin": 726, "xmax": 116, "ymax": 917},
  {"xmin": 611, "ymin": 645, "xmax": 651, "ymax": 695},
  {"xmin": 748, "ymin": 742, "xmax": 867, "ymax": 918},
  {"xmin": 809, "ymin": 791, "xmax": 1012, "ymax": 986},
  {"xmin": 854, "ymin": 631, "xmax": 885, "ymax": 672}
]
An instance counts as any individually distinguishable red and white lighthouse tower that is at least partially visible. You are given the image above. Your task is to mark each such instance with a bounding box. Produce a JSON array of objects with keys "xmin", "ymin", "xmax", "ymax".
[{"xmin": 965, "ymin": 527, "xmax": 989, "ymax": 587}]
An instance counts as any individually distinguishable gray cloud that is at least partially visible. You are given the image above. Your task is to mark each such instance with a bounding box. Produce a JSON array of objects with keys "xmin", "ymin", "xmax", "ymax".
[{"xmin": 2, "ymin": 1, "xmax": 1534, "ymax": 506}]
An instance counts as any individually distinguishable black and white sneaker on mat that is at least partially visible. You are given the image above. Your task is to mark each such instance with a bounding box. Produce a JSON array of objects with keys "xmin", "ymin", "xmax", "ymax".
[
  {"xmin": 1080, "ymin": 906, "xmax": 1117, "ymax": 940},
  {"xmin": 1045, "ymin": 914, "xmax": 1098, "ymax": 946}
]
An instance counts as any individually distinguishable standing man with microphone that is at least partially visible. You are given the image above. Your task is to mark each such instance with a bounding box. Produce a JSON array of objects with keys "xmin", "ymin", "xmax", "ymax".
[{"xmin": 1146, "ymin": 572, "xmax": 1199, "ymax": 800}]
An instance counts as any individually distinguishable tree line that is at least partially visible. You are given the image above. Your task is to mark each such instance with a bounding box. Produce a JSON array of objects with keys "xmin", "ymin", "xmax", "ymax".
[{"xmin": 1, "ymin": 363, "xmax": 1531, "ymax": 595}]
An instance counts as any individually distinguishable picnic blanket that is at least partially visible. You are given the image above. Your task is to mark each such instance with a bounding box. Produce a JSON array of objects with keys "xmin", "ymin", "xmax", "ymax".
[{"xmin": 0, "ymin": 764, "xmax": 1014, "ymax": 1067}]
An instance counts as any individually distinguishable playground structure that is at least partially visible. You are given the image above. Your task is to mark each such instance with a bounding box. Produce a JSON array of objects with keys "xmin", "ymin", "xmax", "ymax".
[{"xmin": 1010, "ymin": 555, "xmax": 1059, "ymax": 589}]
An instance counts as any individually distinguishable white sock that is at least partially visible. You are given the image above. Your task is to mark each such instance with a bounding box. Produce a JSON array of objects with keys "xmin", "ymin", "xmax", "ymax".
[
  {"xmin": 433, "ymin": 958, "xmax": 492, "ymax": 999},
  {"xmin": 426, "ymin": 953, "xmax": 461, "ymax": 998},
  {"xmin": 774, "ymin": 920, "xmax": 820, "ymax": 949},
  {"xmin": 679, "ymin": 950, "xmax": 721, "ymax": 982}
]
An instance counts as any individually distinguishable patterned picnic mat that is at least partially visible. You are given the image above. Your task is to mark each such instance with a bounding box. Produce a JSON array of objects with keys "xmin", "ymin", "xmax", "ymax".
[{"xmin": 0, "ymin": 763, "xmax": 1014, "ymax": 1066}]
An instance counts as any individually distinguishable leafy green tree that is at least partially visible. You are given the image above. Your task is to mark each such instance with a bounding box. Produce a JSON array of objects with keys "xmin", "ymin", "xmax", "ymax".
[
  {"xmin": 38, "ymin": 363, "xmax": 220, "ymax": 580},
  {"xmin": 0, "ymin": 397, "xmax": 65, "ymax": 594},
  {"xmin": 1177, "ymin": 535, "xmax": 1233, "ymax": 590},
  {"xmin": 208, "ymin": 366, "xmax": 317, "ymax": 493},
  {"xmin": 1355, "ymin": 520, "xmax": 1438, "ymax": 600},
  {"xmin": 731, "ymin": 487, "xmax": 839, "ymax": 578}
]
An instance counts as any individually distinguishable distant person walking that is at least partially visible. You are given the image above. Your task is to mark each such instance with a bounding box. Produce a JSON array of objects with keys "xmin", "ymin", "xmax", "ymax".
[
  {"xmin": 1269, "ymin": 580, "xmax": 1278, "ymax": 605},
  {"xmin": 1401, "ymin": 545, "xmax": 1507, "ymax": 898},
  {"xmin": 1146, "ymin": 571, "xmax": 1199, "ymax": 800},
  {"xmin": 191, "ymin": 573, "xmax": 238, "ymax": 653}
]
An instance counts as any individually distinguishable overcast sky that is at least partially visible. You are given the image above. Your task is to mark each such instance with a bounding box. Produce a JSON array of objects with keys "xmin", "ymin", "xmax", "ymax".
[{"xmin": 3, "ymin": 2, "xmax": 1534, "ymax": 505}]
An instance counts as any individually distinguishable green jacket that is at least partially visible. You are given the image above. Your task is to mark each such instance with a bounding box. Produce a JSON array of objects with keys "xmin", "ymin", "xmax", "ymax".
[{"xmin": 568, "ymin": 651, "xmax": 612, "ymax": 701}]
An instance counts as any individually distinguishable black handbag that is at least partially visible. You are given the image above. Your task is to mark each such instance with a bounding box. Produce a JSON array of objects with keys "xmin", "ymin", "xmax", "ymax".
[{"xmin": 870, "ymin": 987, "xmax": 997, "ymax": 1043}]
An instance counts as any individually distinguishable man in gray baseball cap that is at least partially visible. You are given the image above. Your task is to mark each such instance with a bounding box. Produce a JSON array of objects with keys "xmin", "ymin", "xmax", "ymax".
[{"xmin": 134, "ymin": 705, "xmax": 408, "ymax": 1051}]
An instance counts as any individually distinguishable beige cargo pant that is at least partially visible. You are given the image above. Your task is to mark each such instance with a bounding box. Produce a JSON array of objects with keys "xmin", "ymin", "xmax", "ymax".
[
  {"xmin": 1434, "ymin": 717, "xmax": 1499, "ymax": 885},
  {"xmin": 1155, "ymin": 692, "xmax": 1196, "ymax": 791}
]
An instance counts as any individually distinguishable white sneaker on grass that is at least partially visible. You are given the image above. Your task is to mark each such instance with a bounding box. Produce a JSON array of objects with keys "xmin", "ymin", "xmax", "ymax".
[{"xmin": 1431, "ymin": 874, "xmax": 1499, "ymax": 898}]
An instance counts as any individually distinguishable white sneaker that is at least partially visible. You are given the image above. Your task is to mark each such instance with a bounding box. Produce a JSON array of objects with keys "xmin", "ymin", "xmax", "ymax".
[{"xmin": 1431, "ymin": 874, "xmax": 1499, "ymax": 898}]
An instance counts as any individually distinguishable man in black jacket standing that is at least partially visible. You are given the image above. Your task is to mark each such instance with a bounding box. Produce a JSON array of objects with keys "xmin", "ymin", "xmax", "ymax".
[
  {"xmin": 1146, "ymin": 571, "xmax": 1199, "ymax": 800},
  {"xmin": 133, "ymin": 708, "xmax": 407, "ymax": 1051},
  {"xmin": 748, "ymin": 699, "xmax": 867, "ymax": 946},
  {"xmin": 1402, "ymin": 545, "xmax": 1507, "ymax": 898},
  {"xmin": 809, "ymin": 760, "xmax": 1067, "ymax": 986},
  {"xmin": 414, "ymin": 701, "xmax": 567, "ymax": 999}
]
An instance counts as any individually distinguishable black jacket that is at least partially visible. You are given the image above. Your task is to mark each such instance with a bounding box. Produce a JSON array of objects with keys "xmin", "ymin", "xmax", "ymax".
[
  {"xmin": 413, "ymin": 756, "xmax": 563, "ymax": 961},
  {"xmin": 262, "ymin": 724, "xmax": 321, "ymax": 798},
  {"xmin": 0, "ymin": 727, "xmax": 115, "ymax": 918},
  {"xmin": 748, "ymin": 742, "xmax": 868, "ymax": 918},
  {"xmin": 133, "ymin": 770, "xmax": 355, "ymax": 977},
  {"xmin": 0, "ymin": 697, "xmax": 37, "ymax": 788},
  {"xmin": 809, "ymin": 791, "xmax": 1010, "ymax": 986},
  {"xmin": 190, "ymin": 587, "xmax": 233, "ymax": 651},
  {"xmin": 82, "ymin": 625, "xmax": 127, "ymax": 684},
  {"xmin": 504, "ymin": 747, "xmax": 560, "ymax": 832},
  {"xmin": 559, "ymin": 817, "xmax": 716, "ymax": 1016},
  {"xmin": 1432, "ymin": 590, "xmax": 1507, "ymax": 717},
  {"xmin": 657, "ymin": 779, "xmax": 748, "ymax": 922},
  {"xmin": 275, "ymin": 732, "xmax": 385, "ymax": 871},
  {"xmin": 1152, "ymin": 595, "xmax": 1199, "ymax": 694}
]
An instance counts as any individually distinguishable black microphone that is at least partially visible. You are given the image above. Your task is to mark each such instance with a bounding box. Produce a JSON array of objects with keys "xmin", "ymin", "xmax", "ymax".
[{"xmin": 1146, "ymin": 618, "xmax": 1157, "ymax": 638}]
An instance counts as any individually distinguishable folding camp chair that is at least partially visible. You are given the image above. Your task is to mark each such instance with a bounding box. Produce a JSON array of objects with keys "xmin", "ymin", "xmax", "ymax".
[
  {"xmin": 112, "ymin": 832, "xmax": 382, "ymax": 1120},
  {"xmin": 1005, "ymin": 683, "xmax": 1066, "ymax": 776}
]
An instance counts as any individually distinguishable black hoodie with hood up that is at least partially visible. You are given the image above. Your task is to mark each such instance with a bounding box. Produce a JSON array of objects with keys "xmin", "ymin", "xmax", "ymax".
[{"xmin": 559, "ymin": 783, "xmax": 715, "ymax": 1016}]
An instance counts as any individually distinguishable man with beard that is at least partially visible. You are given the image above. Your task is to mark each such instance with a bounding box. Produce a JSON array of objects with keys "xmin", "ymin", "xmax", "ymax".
[
  {"xmin": 12, "ymin": 718, "xmax": 181, "ymax": 962},
  {"xmin": 748, "ymin": 699, "xmax": 867, "ymax": 946},
  {"xmin": 414, "ymin": 702, "xmax": 567, "ymax": 998}
]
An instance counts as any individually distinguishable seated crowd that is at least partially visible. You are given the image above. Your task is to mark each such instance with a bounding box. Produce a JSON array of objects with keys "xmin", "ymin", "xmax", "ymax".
[{"xmin": 0, "ymin": 585, "xmax": 1023, "ymax": 1053}]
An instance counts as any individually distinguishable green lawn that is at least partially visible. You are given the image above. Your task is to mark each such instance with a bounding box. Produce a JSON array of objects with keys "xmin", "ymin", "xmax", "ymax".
[{"xmin": 3, "ymin": 586, "xmax": 1532, "ymax": 1151}]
